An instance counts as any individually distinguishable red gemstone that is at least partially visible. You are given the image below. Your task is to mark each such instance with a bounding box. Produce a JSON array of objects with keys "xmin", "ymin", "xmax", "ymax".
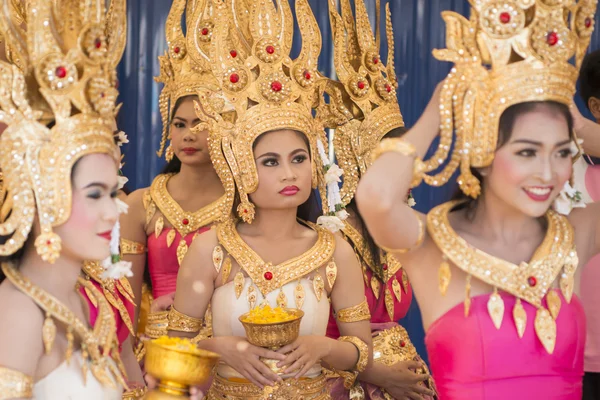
[
  {"xmin": 100, "ymin": 92, "xmax": 106, "ymax": 98},
  {"xmin": 271, "ymin": 81, "xmax": 283, "ymax": 92},
  {"xmin": 372, "ymin": 57, "xmax": 379, "ymax": 64},
  {"xmin": 303, "ymin": 70, "xmax": 311, "ymax": 80},
  {"xmin": 499, "ymin": 12, "xmax": 511, "ymax": 24},
  {"xmin": 46, "ymin": 240, "xmax": 52, "ymax": 246},
  {"xmin": 383, "ymin": 264, "xmax": 388, "ymax": 270},
  {"xmin": 243, "ymin": 209, "xmax": 248, "ymax": 213},
  {"xmin": 547, "ymin": 31, "xmax": 559, "ymax": 46},
  {"xmin": 528, "ymin": 276, "xmax": 537, "ymax": 287},
  {"xmin": 385, "ymin": 84, "xmax": 392, "ymax": 93},
  {"xmin": 174, "ymin": 46, "xmax": 181, "ymax": 54},
  {"xmin": 266, "ymin": 45, "xmax": 275, "ymax": 54},
  {"xmin": 585, "ymin": 18, "xmax": 592, "ymax": 28},
  {"xmin": 201, "ymin": 27, "xmax": 209, "ymax": 36},
  {"xmin": 182, "ymin": 218, "xmax": 189, "ymax": 225},
  {"xmin": 229, "ymin": 73, "xmax": 240, "ymax": 83},
  {"xmin": 55, "ymin": 66, "xmax": 67, "ymax": 79},
  {"xmin": 357, "ymin": 81, "xmax": 366, "ymax": 90},
  {"xmin": 264, "ymin": 271, "xmax": 273, "ymax": 280},
  {"xmin": 400, "ymin": 341, "xmax": 406, "ymax": 347},
  {"xmin": 94, "ymin": 38, "xmax": 102, "ymax": 49},
  {"xmin": 230, "ymin": 50, "xmax": 238, "ymax": 58}
]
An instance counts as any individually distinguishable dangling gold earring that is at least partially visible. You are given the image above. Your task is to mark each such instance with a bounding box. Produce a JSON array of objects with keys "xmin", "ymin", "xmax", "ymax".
[{"xmin": 165, "ymin": 144, "xmax": 174, "ymax": 162}]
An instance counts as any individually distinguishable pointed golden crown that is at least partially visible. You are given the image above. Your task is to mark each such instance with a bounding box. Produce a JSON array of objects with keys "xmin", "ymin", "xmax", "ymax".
[
  {"xmin": 325, "ymin": 0, "xmax": 404, "ymax": 206},
  {"xmin": 154, "ymin": 0, "xmax": 220, "ymax": 158},
  {"xmin": 195, "ymin": 0, "xmax": 327, "ymax": 223},
  {"xmin": 421, "ymin": 0, "xmax": 597, "ymax": 198},
  {"xmin": 0, "ymin": 0, "xmax": 126, "ymax": 263}
]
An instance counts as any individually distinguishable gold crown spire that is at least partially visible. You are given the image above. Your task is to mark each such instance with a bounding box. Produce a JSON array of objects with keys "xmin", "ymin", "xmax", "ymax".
[
  {"xmin": 0, "ymin": 0, "xmax": 126, "ymax": 263},
  {"xmin": 154, "ymin": 0, "xmax": 220, "ymax": 158},
  {"xmin": 421, "ymin": 0, "xmax": 597, "ymax": 198},
  {"xmin": 195, "ymin": 0, "xmax": 328, "ymax": 223},
  {"xmin": 324, "ymin": 0, "xmax": 404, "ymax": 206}
]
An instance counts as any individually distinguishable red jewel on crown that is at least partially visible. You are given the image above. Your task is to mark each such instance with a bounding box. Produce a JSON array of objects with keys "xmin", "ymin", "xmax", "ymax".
[
  {"xmin": 94, "ymin": 38, "xmax": 102, "ymax": 49},
  {"xmin": 372, "ymin": 56, "xmax": 379, "ymax": 64},
  {"xmin": 271, "ymin": 81, "xmax": 283, "ymax": 92},
  {"xmin": 55, "ymin": 66, "xmax": 67, "ymax": 79},
  {"xmin": 385, "ymin": 83, "xmax": 392, "ymax": 93},
  {"xmin": 499, "ymin": 12, "xmax": 511, "ymax": 24},
  {"xmin": 303, "ymin": 70, "xmax": 311, "ymax": 80},
  {"xmin": 230, "ymin": 50, "xmax": 238, "ymax": 58},
  {"xmin": 585, "ymin": 18, "xmax": 592, "ymax": 28},
  {"xmin": 357, "ymin": 80, "xmax": 366, "ymax": 90},
  {"xmin": 201, "ymin": 27, "xmax": 209, "ymax": 36},
  {"xmin": 546, "ymin": 31, "xmax": 559, "ymax": 46},
  {"xmin": 229, "ymin": 73, "xmax": 240, "ymax": 83},
  {"xmin": 266, "ymin": 45, "xmax": 275, "ymax": 54},
  {"xmin": 174, "ymin": 46, "xmax": 181, "ymax": 54}
]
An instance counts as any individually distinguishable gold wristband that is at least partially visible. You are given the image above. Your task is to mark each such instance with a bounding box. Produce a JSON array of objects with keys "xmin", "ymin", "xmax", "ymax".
[
  {"xmin": 145, "ymin": 310, "xmax": 169, "ymax": 339},
  {"xmin": 120, "ymin": 238, "xmax": 146, "ymax": 255},
  {"xmin": 377, "ymin": 209, "xmax": 425, "ymax": 255},
  {"xmin": 338, "ymin": 336, "xmax": 369, "ymax": 373},
  {"xmin": 371, "ymin": 138, "xmax": 425, "ymax": 188},
  {"xmin": 167, "ymin": 307, "xmax": 203, "ymax": 333},
  {"xmin": 0, "ymin": 367, "xmax": 33, "ymax": 399},
  {"xmin": 122, "ymin": 386, "xmax": 148, "ymax": 399},
  {"xmin": 336, "ymin": 298, "xmax": 371, "ymax": 323}
]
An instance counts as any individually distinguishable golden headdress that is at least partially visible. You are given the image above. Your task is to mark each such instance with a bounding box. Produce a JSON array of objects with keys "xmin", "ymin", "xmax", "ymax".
[
  {"xmin": 0, "ymin": 0, "xmax": 126, "ymax": 263},
  {"xmin": 421, "ymin": 0, "xmax": 597, "ymax": 198},
  {"xmin": 195, "ymin": 0, "xmax": 328, "ymax": 223},
  {"xmin": 324, "ymin": 0, "xmax": 404, "ymax": 206},
  {"xmin": 154, "ymin": 0, "xmax": 220, "ymax": 159}
]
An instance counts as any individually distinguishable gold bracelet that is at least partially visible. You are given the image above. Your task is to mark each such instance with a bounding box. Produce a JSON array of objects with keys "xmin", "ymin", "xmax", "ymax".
[
  {"xmin": 122, "ymin": 385, "xmax": 148, "ymax": 399},
  {"xmin": 377, "ymin": 209, "xmax": 425, "ymax": 254},
  {"xmin": 338, "ymin": 336, "xmax": 369, "ymax": 373},
  {"xmin": 145, "ymin": 310, "xmax": 169, "ymax": 339},
  {"xmin": 371, "ymin": 138, "xmax": 425, "ymax": 188},
  {"xmin": 167, "ymin": 307, "xmax": 203, "ymax": 333},
  {"xmin": 120, "ymin": 238, "xmax": 146, "ymax": 255},
  {"xmin": 335, "ymin": 298, "xmax": 371, "ymax": 323},
  {"xmin": 0, "ymin": 367, "xmax": 33, "ymax": 399}
]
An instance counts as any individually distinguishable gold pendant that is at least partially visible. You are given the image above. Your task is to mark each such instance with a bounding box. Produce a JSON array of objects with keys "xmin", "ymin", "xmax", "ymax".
[
  {"xmin": 513, "ymin": 298, "xmax": 527, "ymax": 338},
  {"xmin": 326, "ymin": 261, "xmax": 337, "ymax": 289},
  {"xmin": 385, "ymin": 288, "xmax": 394, "ymax": 321},
  {"xmin": 65, "ymin": 326, "xmax": 74, "ymax": 364},
  {"xmin": 546, "ymin": 290, "xmax": 562, "ymax": 320},
  {"xmin": 154, "ymin": 216, "xmax": 164, "ymax": 238},
  {"xmin": 401, "ymin": 269, "xmax": 409, "ymax": 293},
  {"xmin": 294, "ymin": 281, "xmax": 305, "ymax": 309},
  {"xmin": 392, "ymin": 277, "xmax": 402, "ymax": 303},
  {"xmin": 212, "ymin": 245, "xmax": 224, "ymax": 273},
  {"xmin": 487, "ymin": 289, "xmax": 504, "ymax": 329},
  {"xmin": 560, "ymin": 271, "xmax": 574, "ymax": 304},
  {"xmin": 42, "ymin": 314, "xmax": 56, "ymax": 354},
  {"xmin": 313, "ymin": 275, "xmax": 324, "ymax": 302},
  {"xmin": 176, "ymin": 240, "xmax": 188, "ymax": 266},
  {"xmin": 166, "ymin": 229, "xmax": 176, "ymax": 247},
  {"xmin": 81, "ymin": 345, "xmax": 89, "ymax": 385},
  {"xmin": 464, "ymin": 275, "xmax": 472, "ymax": 317},
  {"xmin": 221, "ymin": 257, "xmax": 232, "ymax": 285},
  {"xmin": 247, "ymin": 286, "xmax": 257, "ymax": 309},
  {"xmin": 234, "ymin": 272, "xmax": 244, "ymax": 299},
  {"xmin": 370, "ymin": 276, "xmax": 380, "ymax": 299},
  {"xmin": 84, "ymin": 286, "xmax": 98, "ymax": 308},
  {"xmin": 438, "ymin": 260, "xmax": 451, "ymax": 296},
  {"xmin": 277, "ymin": 289, "xmax": 288, "ymax": 308},
  {"xmin": 535, "ymin": 308, "xmax": 557, "ymax": 354}
]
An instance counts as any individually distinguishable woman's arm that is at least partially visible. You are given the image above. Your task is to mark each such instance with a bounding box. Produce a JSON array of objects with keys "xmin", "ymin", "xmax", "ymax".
[
  {"xmin": 571, "ymin": 104, "xmax": 600, "ymax": 157},
  {"xmin": 120, "ymin": 336, "xmax": 145, "ymax": 386},
  {"xmin": 356, "ymin": 84, "xmax": 441, "ymax": 253}
]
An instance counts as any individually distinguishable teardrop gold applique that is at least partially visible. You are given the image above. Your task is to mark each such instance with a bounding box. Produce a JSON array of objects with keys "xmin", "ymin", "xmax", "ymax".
[
  {"xmin": 65, "ymin": 326, "xmax": 74, "ymax": 364},
  {"xmin": 166, "ymin": 229, "xmax": 176, "ymax": 247},
  {"xmin": 154, "ymin": 216, "xmax": 164, "ymax": 238},
  {"xmin": 81, "ymin": 345, "xmax": 89, "ymax": 384},
  {"xmin": 277, "ymin": 289, "xmax": 288, "ymax": 308},
  {"xmin": 42, "ymin": 314, "xmax": 56, "ymax": 354},
  {"xmin": 513, "ymin": 298, "xmax": 527, "ymax": 338},
  {"xmin": 84, "ymin": 286, "xmax": 98, "ymax": 308},
  {"xmin": 326, "ymin": 261, "xmax": 337, "ymax": 289},
  {"xmin": 392, "ymin": 277, "xmax": 402, "ymax": 303},
  {"xmin": 560, "ymin": 265, "xmax": 575, "ymax": 304},
  {"xmin": 370, "ymin": 276, "xmax": 381, "ymax": 299},
  {"xmin": 294, "ymin": 281, "xmax": 305, "ymax": 309},
  {"xmin": 212, "ymin": 246, "xmax": 224, "ymax": 273},
  {"xmin": 313, "ymin": 275, "xmax": 324, "ymax": 302},
  {"xmin": 546, "ymin": 290, "xmax": 562, "ymax": 320},
  {"xmin": 221, "ymin": 257, "xmax": 232, "ymax": 285},
  {"xmin": 234, "ymin": 272, "xmax": 244, "ymax": 299},
  {"xmin": 176, "ymin": 240, "xmax": 188, "ymax": 266},
  {"xmin": 487, "ymin": 288, "xmax": 505, "ymax": 329},
  {"xmin": 464, "ymin": 275, "xmax": 472, "ymax": 317},
  {"xmin": 535, "ymin": 308, "xmax": 557, "ymax": 354},
  {"xmin": 439, "ymin": 259, "xmax": 451, "ymax": 296},
  {"xmin": 401, "ymin": 269, "xmax": 409, "ymax": 293},
  {"xmin": 247, "ymin": 286, "xmax": 257, "ymax": 310},
  {"xmin": 385, "ymin": 288, "xmax": 394, "ymax": 321}
]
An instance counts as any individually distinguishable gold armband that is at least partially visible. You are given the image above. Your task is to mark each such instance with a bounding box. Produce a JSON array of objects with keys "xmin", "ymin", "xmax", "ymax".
[
  {"xmin": 167, "ymin": 307, "xmax": 202, "ymax": 333},
  {"xmin": 120, "ymin": 238, "xmax": 146, "ymax": 255},
  {"xmin": 371, "ymin": 138, "xmax": 425, "ymax": 188},
  {"xmin": 335, "ymin": 298, "xmax": 371, "ymax": 323},
  {"xmin": 145, "ymin": 311, "xmax": 169, "ymax": 339},
  {"xmin": 122, "ymin": 386, "xmax": 148, "ymax": 399},
  {"xmin": 377, "ymin": 209, "xmax": 425, "ymax": 255},
  {"xmin": 0, "ymin": 367, "xmax": 33, "ymax": 399}
]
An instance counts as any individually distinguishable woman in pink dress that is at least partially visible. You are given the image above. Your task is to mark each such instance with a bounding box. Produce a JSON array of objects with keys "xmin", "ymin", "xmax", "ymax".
[{"xmin": 356, "ymin": 1, "xmax": 600, "ymax": 399}]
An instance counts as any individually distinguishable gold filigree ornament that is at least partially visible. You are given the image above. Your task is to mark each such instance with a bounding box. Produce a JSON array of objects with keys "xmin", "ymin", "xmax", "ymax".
[
  {"xmin": 0, "ymin": 0, "xmax": 126, "ymax": 263},
  {"xmin": 428, "ymin": 201, "xmax": 579, "ymax": 354},
  {"xmin": 194, "ymin": 0, "xmax": 331, "ymax": 224},
  {"xmin": 415, "ymin": 0, "xmax": 597, "ymax": 198}
]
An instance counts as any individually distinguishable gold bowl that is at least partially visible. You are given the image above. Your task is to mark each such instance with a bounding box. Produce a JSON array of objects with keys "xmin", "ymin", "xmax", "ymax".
[
  {"xmin": 239, "ymin": 308, "xmax": 305, "ymax": 348},
  {"xmin": 144, "ymin": 337, "xmax": 220, "ymax": 397}
]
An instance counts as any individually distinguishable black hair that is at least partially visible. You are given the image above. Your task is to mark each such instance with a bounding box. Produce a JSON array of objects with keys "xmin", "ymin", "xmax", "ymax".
[
  {"xmin": 345, "ymin": 125, "xmax": 408, "ymax": 266},
  {"xmin": 160, "ymin": 95, "xmax": 198, "ymax": 174},
  {"xmin": 451, "ymin": 101, "xmax": 574, "ymax": 218},
  {"xmin": 579, "ymin": 50, "xmax": 600, "ymax": 111}
]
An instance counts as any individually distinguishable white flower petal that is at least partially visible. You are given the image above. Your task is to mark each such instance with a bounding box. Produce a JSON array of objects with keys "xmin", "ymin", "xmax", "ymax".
[
  {"xmin": 101, "ymin": 260, "xmax": 133, "ymax": 280},
  {"xmin": 317, "ymin": 215, "xmax": 345, "ymax": 233}
]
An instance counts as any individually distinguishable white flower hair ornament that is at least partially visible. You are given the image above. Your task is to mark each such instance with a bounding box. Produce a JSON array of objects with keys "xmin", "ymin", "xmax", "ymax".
[
  {"xmin": 316, "ymin": 139, "xmax": 347, "ymax": 233},
  {"xmin": 101, "ymin": 198, "xmax": 133, "ymax": 280}
]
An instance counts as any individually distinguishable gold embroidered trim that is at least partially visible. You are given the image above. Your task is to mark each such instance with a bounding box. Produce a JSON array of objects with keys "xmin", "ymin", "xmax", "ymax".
[
  {"xmin": 335, "ymin": 298, "xmax": 371, "ymax": 323},
  {"xmin": 216, "ymin": 219, "xmax": 336, "ymax": 296},
  {"xmin": 120, "ymin": 238, "xmax": 146, "ymax": 255},
  {"xmin": 0, "ymin": 367, "xmax": 33, "ymax": 400},
  {"xmin": 150, "ymin": 174, "xmax": 227, "ymax": 237},
  {"xmin": 167, "ymin": 307, "xmax": 202, "ymax": 333}
]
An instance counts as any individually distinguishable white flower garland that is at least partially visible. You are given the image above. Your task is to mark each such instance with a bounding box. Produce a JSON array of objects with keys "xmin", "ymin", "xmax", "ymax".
[
  {"xmin": 316, "ymin": 139, "xmax": 347, "ymax": 233},
  {"xmin": 101, "ymin": 198, "xmax": 133, "ymax": 280}
]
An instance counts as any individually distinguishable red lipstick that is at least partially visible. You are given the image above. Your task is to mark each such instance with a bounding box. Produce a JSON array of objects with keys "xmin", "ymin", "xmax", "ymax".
[
  {"xmin": 98, "ymin": 231, "xmax": 112, "ymax": 241},
  {"xmin": 279, "ymin": 185, "xmax": 300, "ymax": 196},
  {"xmin": 523, "ymin": 186, "xmax": 553, "ymax": 202},
  {"xmin": 182, "ymin": 147, "xmax": 198, "ymax": 155}
]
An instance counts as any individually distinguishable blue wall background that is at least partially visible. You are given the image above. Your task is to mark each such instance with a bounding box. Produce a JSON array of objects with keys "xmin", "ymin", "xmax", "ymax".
[{"xmin": 117, "ymin": 0, "xmax": 600, "ymax": 363}]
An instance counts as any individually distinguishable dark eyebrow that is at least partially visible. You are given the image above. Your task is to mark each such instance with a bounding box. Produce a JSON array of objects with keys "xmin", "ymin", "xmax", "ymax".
[
  {"xmin": 290, "ymin": 148, "xmax": 309, "ymax": 156},
  {"xmin": 511, "ymin": 139, "xmax": 571, "ymax": 148},
  {"xmin": 173, "ymin": 116, "xmax": 200, "ymax": 123},
  {"xmin": 84, "ymin": 182, "xmax": 119, "ymax": 191},
  {"xmin": 256, "ymin": 152, "xmax": 280, "ymax": 160}
]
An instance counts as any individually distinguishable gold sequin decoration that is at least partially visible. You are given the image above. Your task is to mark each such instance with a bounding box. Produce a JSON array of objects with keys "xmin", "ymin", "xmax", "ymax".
[
  {"xmin": 42, "ymin": 313, "xmax": 56, "ymax": 354},
  {"xmin": 247, "ymin": 286, "xmax": 257, "ymax": 310},
  {"xmin": 234, "ymin": 272, "xmax": 244, "ymax": 299},
  {"xmin": 295, "ymin": 281, "xmax": 305, "ymax": 309},
  {"xmin": 546, "ymin": 290, "xmax": 562, "ymax": 320},
  {"xmin": 313, "ymin": 274, "xmax": 324, "ymax": 302},
  {"xmin": 65, "ymin": 326, "xmax": 74, "ymax": 364},
  {"xmin": 277, "ymin": 289, "xmax": 288, "ymax": 308},
  {"xmin": 401, "ymin": 269, "xmax": 409, "ymax": 293},
  {"xmin": 326, "ymin": 261, "xmax": 338, "ymax": 289},
  {"xmin": 438, "ymin": 258, "xmax": 451, "ymax": 296},
  {"xmin": 392, "ymin": 277, "xmax": 402, "ymax": 303},
  {"xmin": 513, "ymin": 298, "xmax": 527, "ymax": 339},
  {"xmin": 212, "ymin": 245, "xmax": 224, "ymax": 273},
  {"xmin": 535, "ymin": 308, "xmax": 557, "ymax": 354},
  {"xmin": 221, "ymin": 257, "xmax": 232, "ymax": 285},
  {"xmin": 487, "ymin": 288, "xmax": 504, "ymax": 329},
  {"xmin": 384, "ymin": 288, "xmax": 394, "ymax": 321},
  {"xmin": 166, "ymin": 229, "xmax": 176, "ymax": 248},
  {"xmin": 176, "ymin": 240, "xmax": 188, "ymax": 266},
  {"xmin": 370, "ymin": 276, "xmax": 380, "ymax": 299},
  {"xmin": 155, "ymin": 216, "xmax": 164, "ymax": 238}
]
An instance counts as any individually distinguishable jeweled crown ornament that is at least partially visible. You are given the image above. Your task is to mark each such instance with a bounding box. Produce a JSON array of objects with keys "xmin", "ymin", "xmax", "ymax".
[
  {"xmin": 324, "ymin": 0, "xmax": 404, "ymax": 206},
  {"xmin": 154, "ymin": 0, "xmax": 220, "ymax": 159},
  {"xmin": 420, "ymin": 0, "xmax": 597, "ymax": 198},
  {"xmin": 195, "ymin": 0, "xmax": 327, "ymax": 223},
  {"xmin": 0, "ymin": 0, "xmax": 126, "ymax": 263}
]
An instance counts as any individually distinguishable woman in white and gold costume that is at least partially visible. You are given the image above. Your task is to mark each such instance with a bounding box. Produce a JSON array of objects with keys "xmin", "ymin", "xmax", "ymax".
[
  {"xmin": 168, "ymin": 1, "xmax": 372, "ymax": 399},
  {"xmin": 120, "ymin": 0, "xmax": 227, "ymax": 344},
  {"xmin": 357, "ymin": 1, "xmax": 599, "ymax": 399},
  {"xmin": 0, "ymin": 0, "xmax": 144, "ymax": 398}
]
